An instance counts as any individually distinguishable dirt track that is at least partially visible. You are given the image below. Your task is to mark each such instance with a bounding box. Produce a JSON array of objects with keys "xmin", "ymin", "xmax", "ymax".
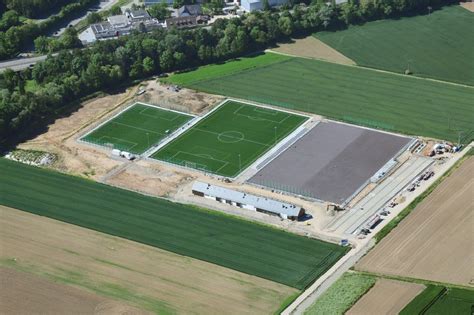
[
  {"xmin": 346, "ymin": 278, "xmax": 425, "ymax": 315},
  {"xmin": 0, "ymin": 267, "xmax": 148, "ymax": 315},
  {"xmin": 0, "ymin": 206, "xmax": 297, "ymax": 314},
  {"xmin": 269, "ymin": 36, "xmax": 355, "ymax": 65},
  {"xmin": 356, "ymin": 157, "xmax": 474, "ymax": 286}
]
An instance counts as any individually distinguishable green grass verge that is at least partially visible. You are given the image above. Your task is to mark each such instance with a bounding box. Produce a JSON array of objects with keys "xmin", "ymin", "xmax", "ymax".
[
  {"xmin": 162, "ymin": 52, "xmax": 290, "ymax": 86},
  {"xmin": 82, "ymin": 103, "xmax": 193, "ymax": 154},
  {"xmin": 375, "ymin": 149, "xmax": 472, "ymax": 243},
  {"xmin": 152, "ymin": 100, "xmax": 307, "ymax": 177},
  {"xmin": 304, "ymin": 272, "xmax": 376, "ymax": 315},
  {"xmin": 400, "ymin": 285, "xmax": 474, "ymax": 315},
  {"xmin": 166, "ymin": 53, "xmax": 474, "ymax": 143},
  {"xmin": 0, "ymin": 158, "xmax": 347, "ymax": 290},
  {"xmin": 315, "ymin": 6, "xmax": 474, "ymax": 86}
]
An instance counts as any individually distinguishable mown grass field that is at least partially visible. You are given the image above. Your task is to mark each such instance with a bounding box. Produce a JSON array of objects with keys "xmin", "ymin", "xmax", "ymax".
[
  {"xmin": 163, "ymin": 52, "xmax": 290, "ymax": 86},
  {"xmin": 315, "ymin": 6, "xmax": 474, "ymax": 86},
  {"xmin": 82, "ymin": 103, "xmax": 193, "ymax": 154},
  {"xmin": 152, "ymin": 100, "xmax": 307, "ymax": 177},
  {"xmin": 400, "ymin": 286, "xmax": 474, "ymax": 315},
  {"xmin": 304, "ymin": 272, "xmax": 376, "ymax": 315},
  {"xmin": 167, "ymin": 53, "xmax": 474, "ymax": 143},
  {"xmin": 0, "ymin": 158, "xmax": 347, "ymax": 290}
]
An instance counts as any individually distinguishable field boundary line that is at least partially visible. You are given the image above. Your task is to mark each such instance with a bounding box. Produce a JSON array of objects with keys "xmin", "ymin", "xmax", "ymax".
[
  {"xmin": 111, "ymin": 121, "xmax": 162, "ymax": 135},
  {"xmin": 135, "ymin": 102, "xmax": 196, "ymax": 118},
  {"xmin": 266, "ymin": 51, "xmax": 474, "ymax": 89},
  {"xmin": 354, "ymin": 270, "xmax": 474, "ymax": 292}
]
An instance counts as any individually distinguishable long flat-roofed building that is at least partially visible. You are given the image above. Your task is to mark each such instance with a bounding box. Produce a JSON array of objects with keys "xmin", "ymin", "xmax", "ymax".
[{"xmin": 192, "ymin": 181, "xmax": 305, "ymax": 220}]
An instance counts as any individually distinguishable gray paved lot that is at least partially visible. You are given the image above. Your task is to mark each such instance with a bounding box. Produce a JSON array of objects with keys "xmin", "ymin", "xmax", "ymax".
[{"xmin": 248, "ymin": 121, "xmax": 411, "ymax": 204}]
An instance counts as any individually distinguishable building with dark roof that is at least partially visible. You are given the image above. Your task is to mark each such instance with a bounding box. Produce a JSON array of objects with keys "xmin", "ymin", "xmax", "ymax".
[
  {"xmin": 165, "ymin": 16, "xmax": 198, "ymax": 28},
  {"xmin": 177, "ymin": 4, "xmax": 202, "ymax": 17}
]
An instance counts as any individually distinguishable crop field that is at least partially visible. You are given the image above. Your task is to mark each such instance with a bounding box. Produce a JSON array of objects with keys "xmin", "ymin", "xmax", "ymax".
[
  {"xmin": 400, "ymin": 286, "xmax": 474, "ymax": 315},
  {"xmin": 0, "ymin": 158, "xmax": 347, "ymax": 290},
  {"xmin": 167, "ymin": 54, "xmax": 474, "ymax": 143},
  {"xmin": 1, "ymin": 206, "xmax": 297, "ymax": 314},
  {"xmin": 356, "ymin": 157, "xmax": 474, "ymax": 286},
  {"xmin": 347, "ymin": 279, "xmax": 425, "ymax": 315},
  {"xmin": 81, "ymin": 103, "xmax": 193, "ymax": 154},
  {"xmin": 304, "ymin": 272, "xmax": 376, "ymax": 315},
  {"xmin": 315, "ymin": 6, "xmax": 474, "ymax": 85},
  {"xmin": 151, "ymin": 100, "xmax": 307, "ymax": 177}
]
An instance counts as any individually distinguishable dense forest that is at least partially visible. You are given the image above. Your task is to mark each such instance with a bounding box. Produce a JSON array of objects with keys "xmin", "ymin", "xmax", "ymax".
[
  {"xmin": 0, "ymin": 0, "xmax": 98, "ymax": 60},
  {"xmin": 0, "ymin": 0, "xmax": 456, "ymax": 147},
  {"xmin": 2, "ymin": 0, "xmax": 76, "ymax": 18}
]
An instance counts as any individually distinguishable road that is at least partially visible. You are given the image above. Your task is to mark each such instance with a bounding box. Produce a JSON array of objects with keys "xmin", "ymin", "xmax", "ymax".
[
  {"xmin": 54, "ymin": 0, "xmax": 122, "ymax": 37},
  {"xmin": 0, "ymin": 55, "xmax": 49, "ymax": 72}
]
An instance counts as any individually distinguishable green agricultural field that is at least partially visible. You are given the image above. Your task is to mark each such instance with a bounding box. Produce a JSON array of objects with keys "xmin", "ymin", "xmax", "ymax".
[
  {"xmin": 162, "ymin": 52, "xmax": 290, "ymax": 86},
  {"xmin": 401, "ymin": 285, "xmax": 474, "ymax": 315},
  {"xmin": 315, "ymin": 6, "xmax": 474, "ymax": 86},
  {"xmin": 304, "ymin": 272, "xmax": 376, "ymax": 315},
  {"xmin": 82, "ymin": 103, "xmax": 193, "ymax": 154},
  {"xmin": 152, "ymin": 100, "xmax": 307, "ymax": 177},
  {"xmin": 0, "ymin": 158, "xmax": 347, "ymax": 290},
  {"xmin": 168, "ymin": 54, "xmax": 474, "ymax": 143}
]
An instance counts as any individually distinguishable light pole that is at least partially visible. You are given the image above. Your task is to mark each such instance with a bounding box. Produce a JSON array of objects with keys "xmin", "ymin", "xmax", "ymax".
[
  {"xmin": 238, "ymin": 153, "xmax": 241, "ymax": 172},
  {"xmin": 146, "ymin": 132, "xmax": 150, "ymax": 148},
  {"xmin": 274, "ymin": 126, "xmax": 277, "ymax": 144}
]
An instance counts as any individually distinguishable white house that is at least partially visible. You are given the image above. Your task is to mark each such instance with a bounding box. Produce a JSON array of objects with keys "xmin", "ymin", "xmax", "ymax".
[{"xmin": 240, "ymin": 0, "xmax": 288, "ymax": 11}]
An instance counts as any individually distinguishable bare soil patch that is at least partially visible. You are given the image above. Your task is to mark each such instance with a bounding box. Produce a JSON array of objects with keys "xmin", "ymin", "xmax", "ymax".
[
  {"xmin": 0, "ymin": 267, "xmax": 147, "ymax": 315},
  {"xmin": 356, "ymin": 157, "xmax": 474, "ymax": 286},
  {"xmin": 269, "ymin": 36, "xmax": 355, "ymax": 65},
  {"xmin": 0, "ymin": 206, "xmax": 297, "ymax": 314},
  {"xmin": 17, "ymin": 80, "xmax": 222, "ymax": 188},
  {"xmin": 347, "ymin": 278, "xmax": 425, "ymax": 315},
  {"xmin": 460, "ymin": 2, "xmax": 474, "ymax": 12},
  {"xmin": 106, "ymin": 159, "xmax": 196, "ymax": 198}
]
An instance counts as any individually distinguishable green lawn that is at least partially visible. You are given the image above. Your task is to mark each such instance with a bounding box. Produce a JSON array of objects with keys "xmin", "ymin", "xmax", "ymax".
[
  {"xmin": 167, "ymin": 53, "xmax": 474, "ymax": 143},
  {"xmin": 162, "ymin": 52, "xmax": 290, "ymax": 86},
  {"xmin": 0, "ymin": 158, "xmax": 347, "ymax": 290},
  {"xmin": 315, "ymin": 6, "xmax": 474, "ymax": 86},
  {"xmin": 304, "ymin": 272, "xmax": 376, "ymax": 315},
  {"xmin": 81, "ymin": 103, "xmax": 193, "ymax": 154},
  {"xmin": 151, "ymin": 100, "xmax": 307, "ymax": 177},
  {"xmin": 401, "ymin": 285, "xmax": 474, "ymax": 315}
]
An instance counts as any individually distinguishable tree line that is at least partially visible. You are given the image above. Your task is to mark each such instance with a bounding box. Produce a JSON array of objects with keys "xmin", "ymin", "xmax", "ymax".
[
  {"xmin": 0, "ymin": 0, "xmax": 456, "ymax": 146},
  {"xmin": 2, "ymin": 0, "xmax": 76, "ymax": 18}
]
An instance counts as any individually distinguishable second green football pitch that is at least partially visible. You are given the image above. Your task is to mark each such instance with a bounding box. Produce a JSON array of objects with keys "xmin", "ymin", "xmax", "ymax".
[
  {"xmin": 151, "ymin": 100, "xmax": 308, "ymax": 177},
  {"xmin": 81, "ymin": 103, "xmax": 194, "ymax": 154}
]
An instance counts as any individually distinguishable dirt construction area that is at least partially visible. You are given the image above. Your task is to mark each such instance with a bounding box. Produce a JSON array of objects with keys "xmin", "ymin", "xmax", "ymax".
[
  {"xmin": 0, "ymin": 267, "xmax": 148, "ymax": 315},
  {"xmin": 0, "ymin": 206, "xmax": 297, "ymax": 314},
  {"xmin": 17, "ymin": 80, "xmax": 222, "ymax": 197},
  {"xmin": 269, "ymin": 36, "xmax": 355, "ymax": 65},
  {"xmin": 346, "ymin": 278, "xmax": 425, "ymax": 315},
  {"xmin": 356, "ymin": 157, "xmax": 474, "ymax": 286}
]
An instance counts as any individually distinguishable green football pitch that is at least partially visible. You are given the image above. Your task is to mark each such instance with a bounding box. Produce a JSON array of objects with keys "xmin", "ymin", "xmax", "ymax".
[
  {"xmin": 81, "ymin": 103, "xmax": 193, "ymax": 154},
  {"xmin": 151, "ymin": 100, "xmax": 307, "ymax": 177}
]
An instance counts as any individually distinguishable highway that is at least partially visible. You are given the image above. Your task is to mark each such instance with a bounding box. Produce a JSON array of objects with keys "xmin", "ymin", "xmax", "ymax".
[{"xmin": 0, "ymin": 55, "xmax": 49, "ymax": 72}]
